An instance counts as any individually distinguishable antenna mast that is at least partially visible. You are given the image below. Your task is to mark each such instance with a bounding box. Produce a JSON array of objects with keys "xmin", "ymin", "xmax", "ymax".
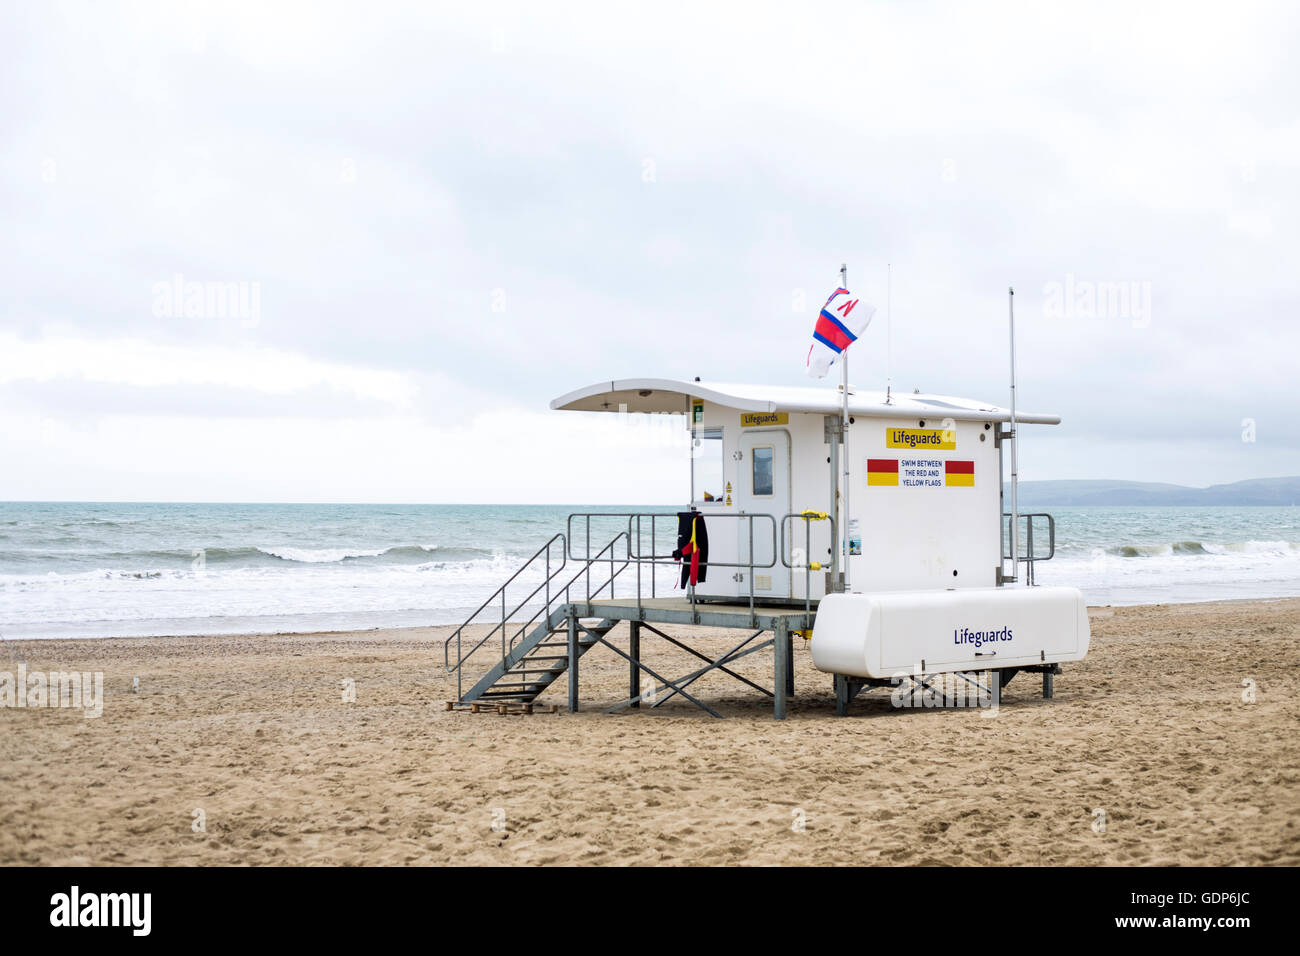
[
  {"xmin": 885, "ymin": 263, "xmax": 892, "ymax": 404},
  {"xmin": 1008, "ymin": 286, "xmax": 1020, "ymax": 585}
]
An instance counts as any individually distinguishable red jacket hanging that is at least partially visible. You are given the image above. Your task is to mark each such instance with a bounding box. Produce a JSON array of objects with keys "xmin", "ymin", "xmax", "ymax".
[{"xmin": 673, "ymin": 511, "xmax": 709, "ymax": 588}]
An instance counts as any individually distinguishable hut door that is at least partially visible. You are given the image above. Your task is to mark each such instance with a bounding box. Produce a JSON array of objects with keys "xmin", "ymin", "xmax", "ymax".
[{"xmin": 737, "ymin": 430, "xmax": 791, "ymax": 599}]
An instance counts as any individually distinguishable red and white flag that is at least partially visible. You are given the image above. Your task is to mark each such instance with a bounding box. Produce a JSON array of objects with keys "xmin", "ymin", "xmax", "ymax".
[{"xmin": 806, "ymin": 287, "xmax": 875, "ymax": 379}]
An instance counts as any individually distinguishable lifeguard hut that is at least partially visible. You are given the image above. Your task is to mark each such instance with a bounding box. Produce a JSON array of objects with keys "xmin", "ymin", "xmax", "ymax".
[{"xmin": 443, "ymin": 375, "xmax": 1088, "ymax": 719}]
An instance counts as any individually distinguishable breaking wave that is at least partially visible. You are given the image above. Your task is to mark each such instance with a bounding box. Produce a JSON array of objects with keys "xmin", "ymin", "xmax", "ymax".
[
  {"xmin": 254, "ymin": 544, "xmax": 495, "ymax": 564},
  {"xmin": 1107, "ymin": 539, "xmax": 1297, "ymax": 558}
]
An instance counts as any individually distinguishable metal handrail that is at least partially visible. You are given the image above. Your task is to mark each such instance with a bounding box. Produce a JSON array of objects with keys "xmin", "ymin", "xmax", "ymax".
[
  {"xmin": 779, "ymin": 512, "xmax": 837, "ymax": 623},
  {"xmin": 622, "ymin": 512, "xmax": 779, "ymax": 568},
  {"xmin": 1003, "ymin": 512, "xmax": 1055, "ymax": 586},
  {"xmin": 568, "ymin": 511, "xmax": 786, "ymax": 625},
  {"xmin": 621, "ymin": 511, "xmax": 780, "ymax": 626},
  {"xmin": 444, "ymin": 527, "xmax": 637, "ymax": 700},
  {"xmin": 1002, "ymin": 512, "xmax": 1055, "ymax": 562},
  {"xmin": 507, "ymin": 531, "xmax": 633, "ymax": 657},
  {"xmin": 443, "ymin": 533, "xmax": 567, "ymax": 698},
  {"xmin": 565, "ymin": 512, "xmax": 674, "ymax": 603},
  {"xmin": 564, "ymin": 512, "xmax": 677, "ymax": 562}
]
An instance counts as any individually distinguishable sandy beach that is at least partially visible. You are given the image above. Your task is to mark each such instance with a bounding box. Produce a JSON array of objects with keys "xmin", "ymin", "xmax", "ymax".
[{"xmin": 1, "ymin": 598, "xmax": 1297, "ymax": 866}]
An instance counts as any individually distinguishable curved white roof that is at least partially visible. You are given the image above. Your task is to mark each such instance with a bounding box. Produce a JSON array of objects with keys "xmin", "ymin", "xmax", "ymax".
[{"xmin": 551, "ymin": 378, "xmax": 1060, "ymax": 425}]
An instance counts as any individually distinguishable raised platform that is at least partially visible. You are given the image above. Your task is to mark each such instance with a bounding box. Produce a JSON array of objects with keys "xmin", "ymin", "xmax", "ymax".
[
  {"xmin": 571, "ymin": 596, "xmax": 815, "ymax": 631},
  {"xmin": 562, "ymin": 596, "xmax": 815, "ymax": 719}
]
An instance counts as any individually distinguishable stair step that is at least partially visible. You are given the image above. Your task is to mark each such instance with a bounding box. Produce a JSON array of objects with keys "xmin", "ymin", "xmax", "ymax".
[{"xmin": 461, "ymin": 615, "xmax": 618, "ymax": 705}]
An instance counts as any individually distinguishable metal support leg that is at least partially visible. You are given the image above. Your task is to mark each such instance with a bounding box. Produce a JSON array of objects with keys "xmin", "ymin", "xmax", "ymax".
[
  {"xmin": 1043, "ymin": 669, "xmax": 1054, "ymax": 699},
  {"xmin": 774, "ymin": 620, "xmax": 789, "ymax": 721},
  {"xmin": 567, "ymin": 607, "xmax": 579, "ymax": 713},
  {"xmin": 834, "ymin": 673, "xmax": 849, "ymax": 717},
  {"xmin": 784, "ymin": 626, "xmax": 795, "ymax": 697},
  {"xmin": 628, "ymin": 621, "xmax": 641, "ymax": 709}
]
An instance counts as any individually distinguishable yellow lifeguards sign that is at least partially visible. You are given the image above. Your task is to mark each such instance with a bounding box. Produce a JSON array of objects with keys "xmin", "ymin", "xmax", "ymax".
[
  {"xmin": 741, "ymin": 412, "xmax": 788, "ymax": 427},
  {"xmin": 885, "ymin": 427, "xmax": 956, "ymax": 450}
]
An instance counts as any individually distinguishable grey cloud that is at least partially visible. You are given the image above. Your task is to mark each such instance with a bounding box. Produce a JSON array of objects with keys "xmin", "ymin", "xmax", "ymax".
[
  {"xmin": 2, "ymin": 2, "xmax": 1298, "ymax": 490},
  {"xmin": 1, "ymin": 378, "xmax": 404, "ymax": 421}
]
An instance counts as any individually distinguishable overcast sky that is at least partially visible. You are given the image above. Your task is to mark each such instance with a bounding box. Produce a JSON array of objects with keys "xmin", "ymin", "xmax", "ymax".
[{"xmin": 2, "ymin": 1, "xmax": 1297, "ymax": 503}]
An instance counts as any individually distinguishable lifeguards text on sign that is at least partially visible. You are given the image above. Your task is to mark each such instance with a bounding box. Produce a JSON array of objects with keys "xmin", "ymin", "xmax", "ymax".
[{"xmin": 885, "ymin": 427, "xmax": 956, "ymax": 450}]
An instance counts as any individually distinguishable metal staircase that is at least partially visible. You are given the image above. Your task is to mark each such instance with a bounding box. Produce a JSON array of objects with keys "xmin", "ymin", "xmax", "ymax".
[
  {"xmin": 460, "ymin": 608, "xmax": 618, "ymax": 703},
  {"xmin": 444, "ymin": 529, "xmax": 631, "ymax": 704}
]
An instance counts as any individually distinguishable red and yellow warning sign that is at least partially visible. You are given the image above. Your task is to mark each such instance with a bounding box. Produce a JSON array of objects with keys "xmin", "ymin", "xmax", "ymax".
[
  {"xmin": 867, "ymin": 458, "xmax": 898, "ymax": 486},
  {"xmin": 945, "ymin": 460, "xmax": 975, "ymax": 486},
  {"xmin": 867, "ymin": 457, "xmax": 974, "ymax": 487}
]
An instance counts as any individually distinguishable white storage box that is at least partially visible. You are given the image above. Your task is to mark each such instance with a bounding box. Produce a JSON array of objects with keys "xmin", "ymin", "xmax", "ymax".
[{"xmin": 811, "ymin": 586, "xmax": 1090, "ymax": 679}]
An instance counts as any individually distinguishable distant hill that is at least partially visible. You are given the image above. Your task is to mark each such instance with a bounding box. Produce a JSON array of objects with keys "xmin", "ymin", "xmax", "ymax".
[{"xmin": 1005, "ymin": 476, "xmax": 1300, "ymax": 507}]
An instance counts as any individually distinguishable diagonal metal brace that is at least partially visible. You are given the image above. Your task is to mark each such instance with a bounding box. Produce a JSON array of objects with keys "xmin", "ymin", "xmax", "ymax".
[
  {"xmin": 603, "ymin": 638, "xmax": 773, "ymax": 716},
  {"xmin": 593, "ymin": 634, "xmax": 724, "ymax": 718},
  {"xmin": 637, "ymin": 623, "xmax": 774, "ymax": 699},
  {"xmin": 895, "ymin": 672, "xmax": 961, "ymax": 709},
  {"xmin": 952, "ymin": 669, "xmax": 993, "ymax": 697},
  {"xmin": 650, "ymin": 629, "xmax": 772, "ymax": 709}
]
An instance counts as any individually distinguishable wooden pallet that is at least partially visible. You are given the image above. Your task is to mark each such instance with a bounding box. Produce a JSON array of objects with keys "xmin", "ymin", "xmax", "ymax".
[{"xmin": 444, "ymin": 700, "xmax": 559, "ymax": 716}]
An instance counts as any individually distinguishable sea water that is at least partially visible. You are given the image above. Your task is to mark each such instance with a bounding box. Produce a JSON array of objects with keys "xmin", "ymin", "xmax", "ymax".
[{"xmin": 0, "ymin": 502, "xmax": 1297, "ymax": 639}]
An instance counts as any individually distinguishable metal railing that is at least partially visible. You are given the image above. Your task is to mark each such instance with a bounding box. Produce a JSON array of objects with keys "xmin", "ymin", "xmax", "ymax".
[
  {"xmin": 442, "ymin": 530, "xmax": 631, "ymax": 700},
  {"xmin": 442, "ymin": 533, "xmax": 563, "ymax": 681},
  {"xmin": 780, "ymin": 511, "xmax": 837, "ymax": 621},
  {"xmin": 506, "ymin": 532, "xmax": 632, "ymax": 657},
  {"xmin": 444, "ymin": 511, "xmax": 839, "ymax": 696},
  {"xmin": 573, "ymin": 510, "xmax": 831, "ymax": 627},
  {"xmin": 1003, "ymin": 512, "xmax": 1056, "ymax": 585},
  {"xmin": 622, "ymin": 511, "xmax": 778, "ymax": 625}
]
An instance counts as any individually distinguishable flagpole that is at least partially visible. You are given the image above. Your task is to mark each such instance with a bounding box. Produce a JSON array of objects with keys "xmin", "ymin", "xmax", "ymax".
[{"xmin": 840, "ymin": 262, "xmax": 851, "ymax": 593}]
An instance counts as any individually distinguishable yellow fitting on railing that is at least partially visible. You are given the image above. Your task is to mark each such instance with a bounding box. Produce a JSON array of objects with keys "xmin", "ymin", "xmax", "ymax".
[
  {"xmin": 809, "ymin": 561, "xmax": 822, "ymax": 571},
  {"xmin": 799, "ymin": 510, "xmax": 829, "ymax": 520}
]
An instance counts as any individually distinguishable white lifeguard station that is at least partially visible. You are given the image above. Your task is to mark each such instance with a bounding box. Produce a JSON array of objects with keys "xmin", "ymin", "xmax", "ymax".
[
  {"xmin": 552, "ymin": 379, "xmax": 1055, "ymax": 597},
  {"xmin": 443, "ymin": 364, "xmax": 1089, "ymax": 719}
]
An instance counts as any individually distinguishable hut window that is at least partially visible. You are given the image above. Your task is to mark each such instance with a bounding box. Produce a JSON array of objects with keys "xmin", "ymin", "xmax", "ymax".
[
  {"xmin": 752, "ymin": 446, "xmax": 774, "ymax": 497},
  {"xmin": 691, "ymin": 428, "xmax": 724, "ymax": 503}
]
